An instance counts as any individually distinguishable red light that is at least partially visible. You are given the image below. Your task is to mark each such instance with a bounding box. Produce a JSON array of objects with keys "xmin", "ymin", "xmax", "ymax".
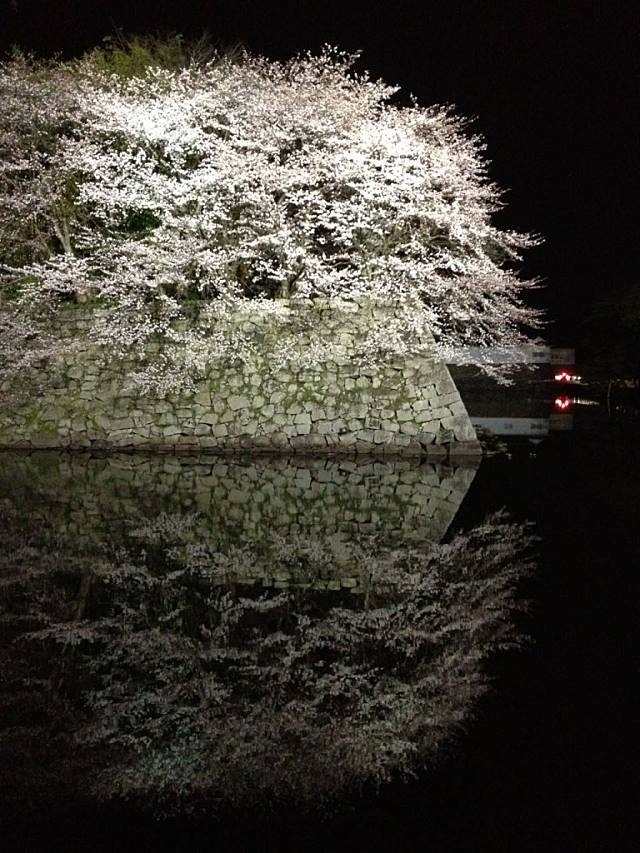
[
  {"xmin": 555, "ymin": 371, "xmax": 582, "ymax": 383},
  {"xmin": 555, "ymin": 396, "xmax": 572, "ymax": 410}
]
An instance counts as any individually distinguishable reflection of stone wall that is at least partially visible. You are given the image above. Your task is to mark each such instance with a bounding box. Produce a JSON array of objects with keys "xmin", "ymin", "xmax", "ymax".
[
  {"xmin": 0, "ymin": 452, "xmax": 478, "ymax": 591},
  {"xmin": 0, "ymin": 300, "xmax": 480, "ymax": 457}
]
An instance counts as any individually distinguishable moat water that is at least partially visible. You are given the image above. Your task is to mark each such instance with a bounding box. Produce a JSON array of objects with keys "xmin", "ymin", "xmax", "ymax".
[{"xmin": 1, "ymin": 378, "xmax": 637, "ymax": 852}]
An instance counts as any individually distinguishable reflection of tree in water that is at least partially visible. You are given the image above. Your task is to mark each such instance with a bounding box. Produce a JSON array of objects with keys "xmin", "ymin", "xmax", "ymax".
[{"xmin": 0, "ymin": 503, "xmax": 535, "ymax": 819}]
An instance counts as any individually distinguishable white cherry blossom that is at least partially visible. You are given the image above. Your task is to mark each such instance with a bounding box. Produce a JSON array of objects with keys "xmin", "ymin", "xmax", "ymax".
[{"xmin": 0, "ymin": 47, "xmax": 543, "ymax": 390}]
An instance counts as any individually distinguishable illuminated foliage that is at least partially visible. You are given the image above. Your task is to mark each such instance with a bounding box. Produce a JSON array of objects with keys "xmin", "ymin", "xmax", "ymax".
[{"xmin": 0, "ymin": 45, "xmax": 543, "ymax": 389}]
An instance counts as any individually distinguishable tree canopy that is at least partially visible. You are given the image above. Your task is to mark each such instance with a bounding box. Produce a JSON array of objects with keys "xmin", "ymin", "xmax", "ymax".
[{"xmin": 0, "ymin": 41, "xmax": 543, "ymax": 390}]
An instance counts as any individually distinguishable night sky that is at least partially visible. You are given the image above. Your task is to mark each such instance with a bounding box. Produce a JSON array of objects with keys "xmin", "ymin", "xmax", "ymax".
[{"xmin": 2, "ymin": 0, "xmax": 638, "ymax": 350}]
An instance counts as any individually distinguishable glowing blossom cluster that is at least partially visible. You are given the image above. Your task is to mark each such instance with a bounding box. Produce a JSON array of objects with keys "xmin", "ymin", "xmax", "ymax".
[{"xmin": 0, "ymin": 48, "xmax": 542, "ymax": 389}]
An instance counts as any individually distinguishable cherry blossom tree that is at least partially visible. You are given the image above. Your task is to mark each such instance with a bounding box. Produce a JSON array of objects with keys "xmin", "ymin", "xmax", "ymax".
[{"xmin": 0, "ymin": 44, "xmax": 543, "ymax": 390}]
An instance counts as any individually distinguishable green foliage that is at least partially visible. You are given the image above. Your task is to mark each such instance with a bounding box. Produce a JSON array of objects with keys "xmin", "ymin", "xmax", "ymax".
[
  {"xmin": 581, "ymin": 285, "xmax": 640, "ymax": 375},
  {"xmin": 83, "ymin": 32, "xmax": 240, "ymax": 78},
  {"xmin": 119, "ymin": 207, "xmax": 162, "ymax": 235}
]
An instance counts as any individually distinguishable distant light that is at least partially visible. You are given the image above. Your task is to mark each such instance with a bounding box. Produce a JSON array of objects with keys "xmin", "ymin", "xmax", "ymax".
[
  {"xmin": 555, "ymin": 396, "xmax": 572, "ymax": 410},
  {"xmin": 555, "ymin": 371, "xmax": 582, "ymax": 383}
]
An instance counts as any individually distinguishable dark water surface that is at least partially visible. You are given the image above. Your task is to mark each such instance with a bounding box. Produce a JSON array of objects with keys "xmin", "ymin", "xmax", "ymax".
[{"xmin": 1, "ymin": 392, "xmax": 638, "ymax": 851}]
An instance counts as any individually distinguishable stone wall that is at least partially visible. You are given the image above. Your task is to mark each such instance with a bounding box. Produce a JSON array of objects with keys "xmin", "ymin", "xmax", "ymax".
[
  {"xmin": 0, "ymin": 299, "xmax": 480, "ymax": 457},
  {"xmin": 0, "ymin": 452, "xmax": 479, "ymax": 592}
]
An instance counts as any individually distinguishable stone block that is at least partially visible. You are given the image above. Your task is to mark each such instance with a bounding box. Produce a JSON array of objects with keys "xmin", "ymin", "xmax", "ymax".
[
  {"xmin": 345, "ymin": 404, "xmax": 367, "ymax": 419},
  {"xmin": 29, "ymin": 433, "xmax": 58, "ymax": 448},
  {"xmin": 271, "ymin": 434, "xmax": 293, "ymax": 450},
  {"xmin": 414, "ymin": 431, "xmax": 435, "ymax": 447},
  {"xmin": 399, "ymin": 421, "xmax": 418, "ymax": 435},
  {"xmin": 110, "ymin": 417, "xmax": 136, "ymax": 431},
  {"xmin": 448, "ymin": 400, "xmax": 468, "ymax": 416},
  {"xmin": 295, "ymin": 468, "xmax": 313, "ymax": 486},
  {"xmin": 338, "ymin": 433, "xmax": 357, "ymax": 446},
  {"xmin": 436, "ymin": 429, "xmax": 455, "ymax": 445},
  {"xmin": 435, "ymin": 375, "xmax": 457, "ymax": 395},
  {"xmin": 441, "ymin": 414, "xmax": 477, "ymax": 441},
  {"xmin": 394, "ymin": 433, "xmax": 411, "ymax": 446},
  {"xmin": 310, "ymin": 406, "xmax": 326, "ymax": 422},
  {"xmin": 439, "ymin": 392, "xmax": 463, "ymax": 407},
  {"xmin": 414, "ymin": 409, "xmax": 436, "ymax": 424},
  {"xmin": 405, "ymin": 437, "xmax": 425, "ymax": 456},
  {"xmin": 228, "ymin": 395, "xmax": 251, "ymax": 411},
  {"xmin": 373, "ymin": 429, "xmax": 395, "ymax": 444},
  {"xmin": 290, "ymin": 434, "xmax": 327, "ymax": 451},
  {"xmin": 314, "ymin": 467, "xmax": 335, "ymax": 483},
  {"xmin": 355, "ymin": 429, "xmax": 376, "ymax": 444},
  {"xmin": 426, "ymin": 407, "xmax": 449, "ymax": 420}
]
